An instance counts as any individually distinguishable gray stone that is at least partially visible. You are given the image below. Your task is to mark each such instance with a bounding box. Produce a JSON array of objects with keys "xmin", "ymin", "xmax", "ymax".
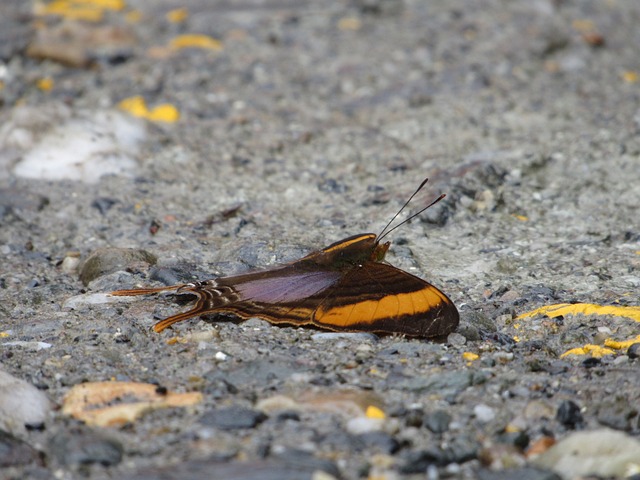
[
  {"xmin": 0, "ymin": 430, "xmax": 43, "ymax": 468},
  {"xmin": 388, "ymin": 370, "xmax": 488, "ymax": 395},
  {"xmin": 423, "ymin": 410, "xmax": 451, "ymax": 434},
  {"xmin": 199, "ymin": 406, "xmax": 267, "ymax": 430},
  {"xmin": 122, "ymin": 458, "xmax": 335, "ymax": 480},
  {"xmin": 478, "ymin": 467, "xmax": 562, "ymax": 480},
  {"xmin": 80, "ymin": 248, "xmax": 157, "ymax": 286},
  {"xmin": 49, "ymin": 428, "xmax": 123, "ymax": 467}
]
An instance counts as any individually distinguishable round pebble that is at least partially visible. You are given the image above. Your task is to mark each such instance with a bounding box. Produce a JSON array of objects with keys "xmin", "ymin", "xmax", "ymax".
[
  {"xmin": 473, "ymin": 404, "xmax": 496, "ymax": 424},
  {"xmin": 49, "ymin": 428, "xmax": 123, "ymax": 467},
  {"xmin": 199, "ymin": 406, "xmax": 267, "ymax": 430},
  {"xmin": 627, "ymin": 343, "xmax": 640, "ymax": 359},
  {"xmin": 423, "ymin": 410, "xmax": 452, "ymax": 434},
  {"xmin": 555, "ymin": 400, "xmax": 583, "ymax": 429}
]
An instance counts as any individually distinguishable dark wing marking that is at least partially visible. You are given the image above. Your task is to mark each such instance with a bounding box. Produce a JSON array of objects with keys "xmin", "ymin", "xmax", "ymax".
[{"xmin": 308, "ymin": 262, "xmax": 459, "ymax": 337}]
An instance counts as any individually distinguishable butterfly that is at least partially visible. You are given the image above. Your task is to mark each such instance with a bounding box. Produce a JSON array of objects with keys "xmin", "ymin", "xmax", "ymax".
[{"xmin": 110, "ymin": 178, "xmax": 459, "ymax": 338}]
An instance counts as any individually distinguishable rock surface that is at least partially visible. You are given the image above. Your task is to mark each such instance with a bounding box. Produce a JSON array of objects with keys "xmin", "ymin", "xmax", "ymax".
[{"xmin": 1, "ymin": 0, "xmax": 639, "ymax": 479}]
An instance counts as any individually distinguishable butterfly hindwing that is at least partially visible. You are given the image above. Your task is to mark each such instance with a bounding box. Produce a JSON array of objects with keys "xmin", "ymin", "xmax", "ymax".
[{"xmin": 309, "ymin": 262, "xmax": 458, "ymax": 337}]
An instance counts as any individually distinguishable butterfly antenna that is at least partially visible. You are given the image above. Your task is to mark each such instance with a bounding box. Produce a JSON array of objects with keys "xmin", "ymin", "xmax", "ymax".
[
  {"xmin": 377, "ymin": 178, "xmax": 445, "ymax": 242},
  {"xmin": 377, "ymin": 178, "xmax": 430, "ymax": 240}
]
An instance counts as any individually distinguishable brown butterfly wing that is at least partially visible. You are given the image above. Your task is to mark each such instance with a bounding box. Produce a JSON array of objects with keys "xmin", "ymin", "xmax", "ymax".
[
  {"xmin": 114, "ymin": 250, "xmax": 458, "ymax": 338},
  {"xmin": 205, "ymin": 268, "xmax": 340, "ymax": 326},
  {"xmin": 200, "ymin": 261, "xmax": 458, "ymax": 338},
  {"xmin": 145, "ymin": 266, "xmax": 341, "ymax": 332}
]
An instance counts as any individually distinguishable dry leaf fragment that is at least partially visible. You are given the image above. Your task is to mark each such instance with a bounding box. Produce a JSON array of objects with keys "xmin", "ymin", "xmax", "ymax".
[
  {"xmin": 62, "ymin": 381, "xmax": 202, "ymax": 427},
  {"xmin": 257, "ymin": 389, "xmax": 384, "ymax": 419}
]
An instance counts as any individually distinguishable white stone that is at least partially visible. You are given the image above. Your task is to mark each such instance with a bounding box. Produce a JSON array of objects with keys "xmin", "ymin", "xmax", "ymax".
[
  {"xmin": 473, "ymin": 404, "xmax": 496, "ymax": 423},
  {"xmin": 533, "ymin": 428, "xmax": 640, "ymax": 478},
  {"xmin": 11, "ymin": 108, "xmax": 145, "ymax": 183},
  {"xmin": 63, "ymin": 292, "xmax": 134, "ymax": 309},
  {"xmin": 0, "ymin": 368, "xmax": 53, "ymax": 433},
  {"xmin": 345, "ymin": 416, "xmax": 384, "ymax": 435}
]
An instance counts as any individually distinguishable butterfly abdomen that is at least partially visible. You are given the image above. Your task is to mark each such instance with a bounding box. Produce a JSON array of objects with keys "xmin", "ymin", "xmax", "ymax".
[
  {"xmin": 146, "ymin": 280, "xmax": 243, "ymax": 332},
  {"xmin": 191, "ymin": 281, "xmax": 240, "ymax": 306}
]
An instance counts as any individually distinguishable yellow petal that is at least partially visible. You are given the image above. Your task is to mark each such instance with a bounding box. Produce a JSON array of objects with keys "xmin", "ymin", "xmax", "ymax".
[
  {"xmin": 170, "ymin": 34, "xmax": 223, "ymax": 51},
  {"xmin": 517, "ymin": 303, "xmax": 640, "ymax": 323},
  {"xmin": 166, "ymin": 8, "xmax": 188, "ymax": 23},
  {"xmin": 366, "ymin": 405, "xmax": 386, "ymax": 419}
]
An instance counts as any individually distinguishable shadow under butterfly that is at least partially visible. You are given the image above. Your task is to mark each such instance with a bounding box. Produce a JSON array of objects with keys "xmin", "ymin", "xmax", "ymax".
[{"xmin": 110, "ymin": 178, "xmax": 460, "ymax": 339}]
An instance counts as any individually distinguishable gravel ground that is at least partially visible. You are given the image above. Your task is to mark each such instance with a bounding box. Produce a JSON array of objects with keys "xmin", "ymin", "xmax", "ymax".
[{"xmin": 1, "ymin": 1, "xmax": 640, "ymax": 479}]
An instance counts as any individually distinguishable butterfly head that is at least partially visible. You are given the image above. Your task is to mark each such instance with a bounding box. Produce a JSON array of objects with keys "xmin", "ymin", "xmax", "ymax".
[
  {"xmin": 311, "ymin": 179, "xmax": 445, "ymax": 269},
  {"xmin": 314, "ymin": 233, "xmax": 385, "ymax": 268},
  {"xmin": 371, "ymin": 240, "xmax": 390, "ymax": 262}
]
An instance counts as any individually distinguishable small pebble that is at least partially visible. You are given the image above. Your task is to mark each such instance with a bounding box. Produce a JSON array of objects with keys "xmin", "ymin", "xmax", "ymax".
[
  {"xmin": 0, "ymin": 430, "xmax": 43, "ymax": 467},
  {"xmin": 345, "ymin": 417, "xmax": 384, "ymax": 435},
  {"xmin": 242, "ymin": 318, "xmax": 273, "ymax": 330},
  {"xmin": 275, "ymin": 410, "xmax": 300, "ymax": 422},
  {"xmin": 612, "ymin": 355, "xmax": 628, "ymax": 365},
  {"xmin": 447, "ymin": 434, "xmax": 481, "ymax": 464},
  {"xmin": 403, "ymin": 407, "xmax": 424, "ymax": 428},
  {"xmin": 199, "ymin": 406, "xmax": 267, "ymax": 430},
  {"xmin": 79, "ymin": 247, "xmax": 157, "ymax": 286},
  {"xmin": 477, "ymin": 466, "xmax": 562, "ymax": 480},
  {"xmin": 311, "ymin": 332, "xmax": 378, "ymax": 342},
  {"xmin": 555, "ymin": 400, "xmax": 583, "ymax": 429},
  {"xmin": 63, "ymin": 293, "xmax": 122, "ymax": 309},
  {"xmin": 495, "ymin": 430, "xmax": 530, "ymax": 450},
  {"xmin": 215, "ymin": 351, "xmax": 229, "ymax": 361},
  {"xmin": 400, "ymin": 449, "xmax": 444, "ymax": 473},
  {"xmin": 91, "ymin": 197, "xmax": 118, "ymax": 215},
  {"xmin": 447, "ymin": 332, "xmax": 467, "ymax": 346},
  {"xmin": 49, "ymin": 427, "xmax": 123, "ymax": 467},
  {"xmin": 592, "ymin": 331, "xmax": 609, "ymax": 345},
  {"xmin": 492, "ymin": 351, "xmax": 514, "ymax": 364},
  {"xmin": 3, "ymin": 341, "xmax": 52, "ymax": 351},
  {"xmin": 627, "ymin": 343, "xmax": 640, "ymax": 359},
  {"xmin": 61, "ymin": 253, "xmax": 81, "ymax": 273},
  {"xmin": 596, "ymin": 400, "xmax": 638, "ymax": 431},
  {"xmin": 357, "ymin": 431, "xmax": 399, "ymax": 454},
  {"xmin": 423, "ymin": 410, "xmax": 451, "ymax": 434},
  {"xmin": 523, "ymin": 400, "xmax": 555, "ymax": 422},
  {"xmin": 581, "ymin": 357, "xmax": 601, "ymax": 368},
  {"xmin": 120, "ymin": 456, "xmax": 339, "ymax": 480},
  {"xmin": 388, "ymin": 370, "xmax": 480, "ymax": 395},
  {"xmin": 473, "ymin": 404, "xmax": 496, "ymax": 423}
]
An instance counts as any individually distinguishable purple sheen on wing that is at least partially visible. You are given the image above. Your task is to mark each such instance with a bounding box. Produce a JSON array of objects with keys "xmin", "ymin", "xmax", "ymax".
[{"xmin": 235, "ymin": 271, "xmax": 341, "ymax": 303}]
